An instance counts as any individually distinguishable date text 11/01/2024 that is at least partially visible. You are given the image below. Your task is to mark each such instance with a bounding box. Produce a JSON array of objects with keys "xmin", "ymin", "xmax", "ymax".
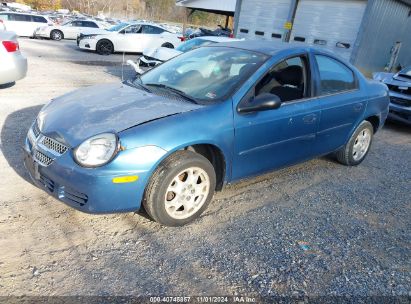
[{"xmin": 149, "ymin": 296, "xmax": 257, "ymax": 303}]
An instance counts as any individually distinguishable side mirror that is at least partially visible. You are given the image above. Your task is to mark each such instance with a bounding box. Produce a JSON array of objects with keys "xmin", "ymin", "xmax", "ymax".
[{"xmin": 238, "ymin": 93, "xmax": 282, "ymax": 114}]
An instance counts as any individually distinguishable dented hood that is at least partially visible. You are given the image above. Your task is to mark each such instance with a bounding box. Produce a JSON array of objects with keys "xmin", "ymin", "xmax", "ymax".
[{"xmin": 37, "ymin": 82, "xmax": 201, "ymax": 147}]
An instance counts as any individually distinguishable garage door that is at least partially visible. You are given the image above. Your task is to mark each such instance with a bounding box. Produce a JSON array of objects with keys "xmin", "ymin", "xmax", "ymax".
[
  {"xmin": 290, "ymin": 0, "xmax": 367, "ymax": 61},
  {"xmin": 237, "ymin": 0, "xmax": 292, "ymax": 41}
]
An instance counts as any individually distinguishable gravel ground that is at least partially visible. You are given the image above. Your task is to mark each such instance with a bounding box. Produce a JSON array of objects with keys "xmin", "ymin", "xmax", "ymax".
[{"xmin": 0, "ymin": 38, "xmax": 410, "ymax": 301}]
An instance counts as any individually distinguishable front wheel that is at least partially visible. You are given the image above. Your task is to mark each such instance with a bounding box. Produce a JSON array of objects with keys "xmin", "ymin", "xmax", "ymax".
[
  {"xmin": 96, "ymin": 39, "xmax": 114, "ymax": 55},
  {"xmin": 50, "ymin": 30, "xmax": 63, "ymax": 41},
  {"xmin": 336, "ymin": 121, "xmax": 374, "ymax": 166},
  {"xmin": 143, "ymin": 151, "xmax": 216, "ymax": 226}
]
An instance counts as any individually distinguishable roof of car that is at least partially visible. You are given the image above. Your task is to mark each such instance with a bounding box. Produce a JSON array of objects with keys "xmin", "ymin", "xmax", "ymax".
[{"xmin": 196, "ymin": 36, "xmax": 241, "ymax": 43}]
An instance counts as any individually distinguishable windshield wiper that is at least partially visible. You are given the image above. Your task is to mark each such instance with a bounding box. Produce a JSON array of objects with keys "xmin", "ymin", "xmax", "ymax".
[
  {"xmin": 125, "ymin": 78, "xmax": 151, "ymax": 93},
  {"xmin": 145, "ymin": 83, "xmax": 198, "ymax": 104}
]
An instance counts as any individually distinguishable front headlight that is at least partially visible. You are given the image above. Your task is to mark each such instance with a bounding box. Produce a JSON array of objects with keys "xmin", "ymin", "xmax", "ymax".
[{"xmin": 74, "ymin": 133, "xmax": 119, "ymax": 167}]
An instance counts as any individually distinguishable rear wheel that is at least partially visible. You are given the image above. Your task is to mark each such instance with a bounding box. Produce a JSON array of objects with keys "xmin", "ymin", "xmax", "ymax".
[
  {"xmin": 143, "ymin": 151, "xmax": 216, "ymax": 226},
  {"xmin": 336, "ymin": 121, "xmax": 374, "ymax": 166},
  {"xmin": 50, "ymin": 30, "xmax": 63, "ymax": 41},
  {"xmin": 96, "ymin": 39, "xmax": 114, "ymax": 55},
  {"xmin": 161, "ymin": 42, "xmax": 174, "ymax": 49}
]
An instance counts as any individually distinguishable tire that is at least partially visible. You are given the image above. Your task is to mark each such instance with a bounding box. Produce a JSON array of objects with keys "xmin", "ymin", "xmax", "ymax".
[
  {"xmin": 50, "ymin": 30, "xmax": 63, "ymax": 41},
  {"xmin": 143, "ymin": 150, "xmax": 216, "ymax": 226},
  {"xmin": 161, "ymin": 42, "xmax": 174, "ymax": 49},
  {"xmin": 96, "ymin": 39, "xmax": 114, "ymax": 55},
  {"xmin": 336, "ymin": 121, "xmax": 374, "ymax": 166}
]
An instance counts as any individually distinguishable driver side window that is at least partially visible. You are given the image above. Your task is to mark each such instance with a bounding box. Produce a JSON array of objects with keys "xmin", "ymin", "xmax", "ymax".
[
  {"xmin": 124, "ymin": 25, "xmax": 141, "ymax": 34},
  {"xmin": 255, "ymin": 56, "xmax": 309, "ymax": 103}
]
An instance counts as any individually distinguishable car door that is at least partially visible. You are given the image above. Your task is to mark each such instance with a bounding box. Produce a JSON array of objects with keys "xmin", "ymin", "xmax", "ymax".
[
  {"xmin": 30, "ymin": 15, "xmax": 48, "ymax": 35},
  {"xmin": 77, "ymin": 21, "xmax": 99, "ymax": 36},
  {"xmin": 116, "ymin": 24, "xmax": 142, "ymax": 52},
  {"xmin": 310, "ymin": 53, "xmax": 367, "ymax": 155},
  {"xmin": 7, "ymin": 14, "xmax": 32, "ymax": 36},
  {"xmin": 63, "ymin": 21, "xmax": 82, "ymax": 39},
  {"xmin": 232, "ymin": 54, "xmax": 321, "ymax": 180},
  {"xmin": 140, "ymin": 25, "xmax": 166, "ymax": 49}
]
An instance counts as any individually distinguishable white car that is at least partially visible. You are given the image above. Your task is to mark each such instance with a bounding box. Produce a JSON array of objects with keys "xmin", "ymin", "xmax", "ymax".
[
  {"xmin": 78, "ymin": 22, "xmax": 182, "ymax": 55},
  {"xmin": 139, "ymin": 36, "xmax": 241, "ymax": 69},
  {"xmin": 0, "ymin": 31, "xmax": 27, "ymax": 85},
  {"xmin": 35, "ymin": 19, "xmax": 109, "ymax": 41},
  {"xmin": 0, "ymin": 12, "xmax": 52, "ymax": 37}
]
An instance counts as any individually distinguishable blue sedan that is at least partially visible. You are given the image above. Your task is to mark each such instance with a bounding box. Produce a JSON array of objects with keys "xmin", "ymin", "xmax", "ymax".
[{"xmin": 24, "ymin": 41, "xmax": 389, "ymax": 226}]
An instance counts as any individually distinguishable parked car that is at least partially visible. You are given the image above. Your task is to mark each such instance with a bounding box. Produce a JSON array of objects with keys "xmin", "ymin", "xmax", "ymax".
[
  {"xmin": 78, "ymin": 22, "xmax": 182, "ymax": 55},
  {"xmin": 34, "ymin": 19, "xmax": 109, "ymax": 40},
  {"xmin": 185, "ymin": 26, "xmax": 232, "ymax": 40},
  {"xmin": 0, "ymin": 31, "xmax": 27, "ymax": 85},
  {"xmin": 137, "ymin": 36, "xmax": 241, "ymax": 69},
  {"xmin": 0, "ymin": 12, "xmax": 52, "ymax": 37},
  {"xmin": 373, "ymin": 67, "xmax": 411, "ymax": 125},
  {"xmin": 24, "ymin": 42, "xmax": 389, "ymax": 226}
]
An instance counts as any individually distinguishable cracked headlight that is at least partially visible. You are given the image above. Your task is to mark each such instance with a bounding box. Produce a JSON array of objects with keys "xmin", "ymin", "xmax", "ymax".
[{"xmin": 74, "ymin": 133, "xmax": 119, "ymax": 167}]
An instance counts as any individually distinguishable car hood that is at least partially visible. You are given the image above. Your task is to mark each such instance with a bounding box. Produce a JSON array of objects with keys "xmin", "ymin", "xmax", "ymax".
[
  {"xmin": 80, "ymin": 28, "xmax": 109, "ymax": 36},
  {"xmin": 143, "ymin": 47, "xmax": 182, "ymax": 61},
  {"xmin": 374, "ymin": 72, "xmax": 411, "ymax": 87},
  {"xmin": 37, "ymin": 82, "xmax": 202, "ymax": 147}
]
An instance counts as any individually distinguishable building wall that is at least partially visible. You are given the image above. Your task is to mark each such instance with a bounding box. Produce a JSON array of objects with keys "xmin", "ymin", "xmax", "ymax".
[{"xmin": 353, "ymin": 0, "xmax": 411, "ymax": 74}]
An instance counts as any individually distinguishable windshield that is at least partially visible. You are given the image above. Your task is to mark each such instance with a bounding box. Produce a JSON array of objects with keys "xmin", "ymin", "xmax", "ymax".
[
  {"xmin": 176, "ymin": 38, "xmax": 214, "ymax": 53},
  {"xmin": 138, "ymin": 47, "xmax": 268, "ymax": 102},
  {"xmin": 399, "ymin": 67, "xmax": 411, "ymax": 78},
  {"xmin": 108, "ymin": 22, "xmax": 129, "ymax": 32}
]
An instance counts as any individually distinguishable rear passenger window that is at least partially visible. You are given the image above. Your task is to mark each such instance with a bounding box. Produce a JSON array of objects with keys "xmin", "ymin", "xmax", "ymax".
[
  {"xmin": 11, "ymin": 14, "xmax": 31, "ymax": 22},
  {"xmin": 32, "ymin": 16, "xmax": 47, "ymax": 23},
  {"xmin": 315, "ymin": 55, "xmax": 356, "ymax": 95},
  {"xmin": 142, "ymin": 25, "xmax": 164, "ymax": 34},
  {"xmin": 0, "ymin": 14, "xmax": 9, "ymax": 21},
  {"xmin": 83, "ymin": 21, "xmax": 99, "ymax": 28}
]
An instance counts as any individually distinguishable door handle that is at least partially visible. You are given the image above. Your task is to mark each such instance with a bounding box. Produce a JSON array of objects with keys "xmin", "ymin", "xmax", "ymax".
[{"xmin": 303, "ymin": 114, "xmax": 317, "ymax": 124}]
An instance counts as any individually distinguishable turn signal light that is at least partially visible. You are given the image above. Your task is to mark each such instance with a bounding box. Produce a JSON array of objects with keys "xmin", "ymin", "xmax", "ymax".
[{"xmin": 2, "ymin": 41, "xmax": 19, "ymax": 52}]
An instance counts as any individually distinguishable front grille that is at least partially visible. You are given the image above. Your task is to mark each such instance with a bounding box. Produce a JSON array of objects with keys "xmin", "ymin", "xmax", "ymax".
[
  {"xmin": 35, "ymin": 150, "xmax": 53, "ymax": 166},
  {"xmin": 39, "ymin": 174, "xmax": 55, "ymax": 192},
  {"xmin": 391, "ymin": 96, "xmax": 411, "ymax": 107},
  {"xmin": 41, "ymin": 136, "xmax": 68, "ymax": 155},
  {"xmin": 388, "ymin": 84, "xmax": 411, "ymax": 95},
  {"xmin": 58, "ymin": 186, "xmax": 88, "ymax": 206}
]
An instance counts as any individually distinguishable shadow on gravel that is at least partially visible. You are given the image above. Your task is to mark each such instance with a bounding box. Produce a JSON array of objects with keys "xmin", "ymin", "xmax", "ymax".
[
  {"xmin": 384, "ymin": 120, "xmax": 411, "ymax": 134},
  {"xmin": 1, "ymin": 105, "xmax": 43, "ymax": 184}
]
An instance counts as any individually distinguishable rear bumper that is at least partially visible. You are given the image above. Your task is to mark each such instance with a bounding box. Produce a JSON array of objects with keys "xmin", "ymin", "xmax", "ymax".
[{"xmin": 0, "ymin": 52, "xmax": 27, "ymax": 85}]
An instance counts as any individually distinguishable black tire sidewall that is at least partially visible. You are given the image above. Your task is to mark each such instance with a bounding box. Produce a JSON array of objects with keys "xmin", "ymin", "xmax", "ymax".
[
  {"xmin": 97, "ymin": 40, "xmax": 113, "ymax": 55},
  {"xmin": 145, "ymin": 152, "xmax": 216, "ymax": 226},
  {"xmin": 346, "ymin": 121, "xmax": 374, "ymax": 166},
  {"xmin": 162, "ymin": 43, "xmax": 174, "ymax": 49},
  {"xmin": 51, "ymin": 30, "xmax": 62, "ymax": 41}
]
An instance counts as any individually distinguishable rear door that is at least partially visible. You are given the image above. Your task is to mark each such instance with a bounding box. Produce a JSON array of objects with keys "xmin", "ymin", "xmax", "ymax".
[
  {"xmin": 310, "ymin": 52, "xmax": 367, "ymax": 155},
  {"xmin": 30, "ymin": 15, "xmax": 48, "ymax": 35},
  {"xmin": 139, "ymin": 25, "xmax": 166, "ymax": 50},
  {"xmin": 7, "ymin": 14, "xmax": 32, "ymax": 36}
]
